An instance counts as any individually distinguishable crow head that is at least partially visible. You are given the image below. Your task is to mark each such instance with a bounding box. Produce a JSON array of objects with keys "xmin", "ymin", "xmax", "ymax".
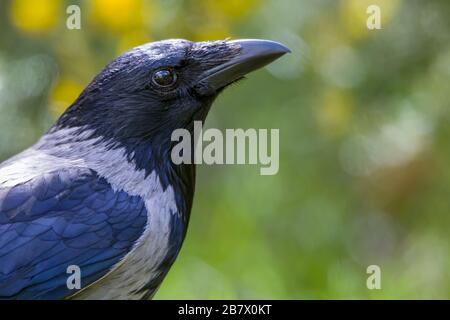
[
  {"xmin": 51, "ymin": 38, "xmax": 289, "ymax": 194},
  {"xmin": 55, "ymin": 39, "xmax": 289, "ymax": 148}
]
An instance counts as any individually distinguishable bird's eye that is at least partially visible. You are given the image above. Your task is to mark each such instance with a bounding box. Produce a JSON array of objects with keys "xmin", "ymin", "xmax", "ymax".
[{"xmin": 152, "ymin": 69, "xmax": 177, "ymax": 87}]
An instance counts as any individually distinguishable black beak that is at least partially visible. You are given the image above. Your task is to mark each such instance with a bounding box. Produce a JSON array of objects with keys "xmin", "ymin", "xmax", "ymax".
[{"xmin": 195, "ymin": 39, "xmax": 290, "ymax": 95}]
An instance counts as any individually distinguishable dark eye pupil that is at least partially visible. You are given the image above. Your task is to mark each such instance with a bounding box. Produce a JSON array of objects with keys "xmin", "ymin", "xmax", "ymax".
[{"xmin": 152, "ymin": 69, "xmax": 176, "ymax": 87}]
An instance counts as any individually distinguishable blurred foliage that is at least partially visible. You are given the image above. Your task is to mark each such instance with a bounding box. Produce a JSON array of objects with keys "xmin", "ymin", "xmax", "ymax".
[{"xmin": 0, "ymin": 0, "xmax": 450, "ymax": 299}]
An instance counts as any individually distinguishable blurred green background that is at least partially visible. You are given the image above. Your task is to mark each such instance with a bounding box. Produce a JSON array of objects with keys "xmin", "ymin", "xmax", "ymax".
[{"xmin": 0, "ymin": 0, "xmax": 449, "ymax": 299}]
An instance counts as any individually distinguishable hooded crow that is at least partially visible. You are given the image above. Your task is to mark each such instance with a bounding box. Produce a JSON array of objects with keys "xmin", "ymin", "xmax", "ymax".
[{"xmin": 0, "ymin": 39, "xmax": 289, "ymax": 299}]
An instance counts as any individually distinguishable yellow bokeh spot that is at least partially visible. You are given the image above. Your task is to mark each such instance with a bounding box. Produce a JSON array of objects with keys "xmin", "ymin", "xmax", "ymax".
[
  {"xmin": 192, "ymin": 23, "xmax": 231, "ymax": 41},
  {"xmin": 340, "ymin": 0, "xmax": 402, "ymax": 40},
  {"xmin": 191, "ymin": 0, "xmax": 260, "ymax": 41},
  {"xmin": 317, "ymin": 88, "xmax": 354, "ymax": 137},
  {"xmin": 311, "ymin": 17, "xmax": 348, "ymax": 60},
  {"xmin": 10, "ymin": 0, "xmax": 61, "ymax": 34},
  {"xmin": 90, "ymin": 0, "xmax": 146, "ymax": 33},
  {"xmin": 204, "ymin": 0, "xmax": 260, "ymax": 21},
  {"xmin": 50, "ymin": 79, "xmax": 84, "ymax": 115},
  {"xmin": 117, "ymin": 31, "xmax": 152, "ymax": 54}
]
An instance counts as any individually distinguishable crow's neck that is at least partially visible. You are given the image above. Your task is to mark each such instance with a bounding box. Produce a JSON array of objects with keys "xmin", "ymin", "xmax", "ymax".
[{"xmin": 35, "ymin": 125, "xmax": 196, "ymax": 225}]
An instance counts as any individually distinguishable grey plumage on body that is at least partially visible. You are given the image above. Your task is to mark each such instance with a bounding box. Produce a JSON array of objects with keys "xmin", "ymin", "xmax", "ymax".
[{"xmin": 0, "ymin": 39, "xmax": 289, "ymax": 299}]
